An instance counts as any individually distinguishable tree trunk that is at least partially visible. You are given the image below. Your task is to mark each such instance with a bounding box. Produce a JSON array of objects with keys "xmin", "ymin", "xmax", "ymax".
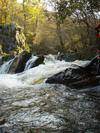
[
  {"xmin": 56, "ymin": 22, "xmax": 64, "ymax": 53},
  {"xmin": 23, "ymin": 0, "xmax": 26, "ymax": 34}
]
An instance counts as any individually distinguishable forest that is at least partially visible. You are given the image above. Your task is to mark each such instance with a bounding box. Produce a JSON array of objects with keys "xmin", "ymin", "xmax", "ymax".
[
  {"xmin": 0, "ymin": 0, "xmax": 99, "ymax": 58},
  {"xmin": 0, "ymin": 0, "xmax": 100, "ymax": 133}
]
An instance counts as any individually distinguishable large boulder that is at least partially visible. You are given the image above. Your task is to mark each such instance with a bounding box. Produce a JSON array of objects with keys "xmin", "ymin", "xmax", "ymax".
[{"xmin": 46, "ymin": 56, "xmax": 100, "ymax": 88}]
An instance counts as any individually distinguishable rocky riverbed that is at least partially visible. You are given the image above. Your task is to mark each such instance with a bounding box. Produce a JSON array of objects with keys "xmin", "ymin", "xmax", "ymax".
[
  {"xmin": 0, "ymin": 54, "xmax": 100, "ymax": 133},
  {"xmin": 0, "ymin": 84, "xmax": 100, "ymax": 133}
]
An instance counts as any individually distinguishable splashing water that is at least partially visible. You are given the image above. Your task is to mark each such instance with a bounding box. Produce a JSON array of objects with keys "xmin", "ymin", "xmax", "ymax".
[
  {"xmin": 24, "ymin": 55, "xmax": 38, "ymax": 71},
  {"xmin": 0, "ymin": 55, "xmax": 90, "ymax": 89},
  {"xmin": 0, "ymin": 58, "xmax": 71, "ymax": 89},
  {"xmin": 0, "ymin": 58, "xmax": 15, "ymax": 74}
]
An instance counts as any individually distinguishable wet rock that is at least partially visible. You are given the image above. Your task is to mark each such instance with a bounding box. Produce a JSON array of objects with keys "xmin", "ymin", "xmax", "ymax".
[
  {"xmin": 30, "ymin": 55, "xmax": 44, "ymax": 68},
  {"xmin": 8, "ymin": 51, "xmax": 31, "ymax": 73},
  {"xmin": 15, "ymin": 51, "xmax": 31, "ymax": 73},
  {"xmin": 46, "ymin": 57, "xmax": 100, "ymax": 88},
  {"xmin": 7, "ymin": 54, "xmax": 44, "ymax": 73}
]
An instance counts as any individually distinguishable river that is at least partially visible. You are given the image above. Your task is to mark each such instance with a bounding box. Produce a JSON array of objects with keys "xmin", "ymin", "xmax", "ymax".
[{"xmin": 0, "ymin": 55, "xmax": 100, "ymax": 133}]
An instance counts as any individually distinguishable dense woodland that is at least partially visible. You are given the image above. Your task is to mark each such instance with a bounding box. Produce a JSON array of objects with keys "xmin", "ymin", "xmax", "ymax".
[{"xmin": 0, "ymin": 0, "xmax": 100, "ymax": 59}]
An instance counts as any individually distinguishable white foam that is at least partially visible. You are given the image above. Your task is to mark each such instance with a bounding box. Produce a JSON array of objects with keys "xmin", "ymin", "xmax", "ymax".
[
  {"xmin": 0, "ymin": 55, "xmax": 90, "ymax": 90},
  {"xmin": 19, "ymin": 59, "xmax": 72, "ymax": 84},
  {"xmin": 0, "ymin": 74, "xmax": 24, "ymax": 90}
]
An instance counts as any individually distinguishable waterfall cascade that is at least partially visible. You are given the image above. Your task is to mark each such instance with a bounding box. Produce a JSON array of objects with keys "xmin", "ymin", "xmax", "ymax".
[
  {"xmin": 0, "ymin": 58, "xmax": 15, "ymax": 74},
  {"xmin": 24, "ymin": 55, "xmax": 38, "ymax": 70},
  {"xmin": 0, "ymin": 54, "xmax": 90, "ymax": 89},
  {"xmin": 0, "ymin": 54, "xmax": 71, "ymax": 88}
]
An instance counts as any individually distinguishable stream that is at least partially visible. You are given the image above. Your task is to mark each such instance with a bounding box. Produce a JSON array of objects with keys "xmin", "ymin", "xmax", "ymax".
[{"xmin": 0, "ymin": 55, "xmax": 100, "ymax": 133}]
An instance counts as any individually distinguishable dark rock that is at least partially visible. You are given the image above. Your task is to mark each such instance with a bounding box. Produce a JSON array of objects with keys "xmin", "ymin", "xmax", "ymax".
[
  {"xmin": 8, "ymin": 51, "xmax": 31, "ymax": 73},
  {"xmin": 30, "ymin": 55, "xmax": 44, "ymax": 68},
  {"xmin": 46, "ymin": 57, "xmax": 100, "ymax": 88},
  {"xmin": 15, "ymin": 51, "xmax": 31, "ymax": 73}
]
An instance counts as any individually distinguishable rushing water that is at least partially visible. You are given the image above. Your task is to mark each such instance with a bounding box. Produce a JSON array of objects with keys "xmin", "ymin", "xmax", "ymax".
[
  {"xmin": 0, "ymin": 55, "xmax": 100, "ymax": 133},
  {"xmin": 0, "ymin": 58, "xmax": 15, "ymax": 74},
  {"xmin": 24, "ymin": 55, "xmax": 38, "ymax": 71}
]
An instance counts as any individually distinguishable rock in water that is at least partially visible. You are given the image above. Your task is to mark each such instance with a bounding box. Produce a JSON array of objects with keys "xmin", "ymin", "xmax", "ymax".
[
  {"xmin": 8, "ymin": 51, "xmax": 31, "ymax": 73},
  {"xmin": 46, "ymin": 58, "xmax": 100, "ymax": 88},
  {"xmin": 0, "ymin": 53, "xmax": 44, "ymax": 74},
  {"xmin": 30, "ymin": 55, "xmax": 44, "ymax": 68},
  {"xmin": 24, "ymin": 55, "xmax": 44, "ymax": 70}
]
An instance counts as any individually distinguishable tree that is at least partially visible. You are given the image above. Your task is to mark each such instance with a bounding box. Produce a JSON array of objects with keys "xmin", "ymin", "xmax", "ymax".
[
  {"xmin": 49, "ymin": 0, "xmax": 72, "ymax": 52},
  {"xmin": 18, "ymin": 0, "xmax": 45, "ymax": 34},
  {"xmin": 50, "ymin": 0, "xmax": 100, "ymax": 52},
  {"xmin": 0, "ymin": 0, "xmax": 10, "ymax": 24}
]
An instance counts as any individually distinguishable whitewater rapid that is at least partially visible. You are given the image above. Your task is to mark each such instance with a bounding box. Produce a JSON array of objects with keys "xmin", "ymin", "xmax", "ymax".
[
  {"xmin": 0, "ymin": 55, "xmax": 90, "ymax": 90},
  {"xmin": 1, "ymin": 55, "xmax": 100, "ymax": 133}
]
